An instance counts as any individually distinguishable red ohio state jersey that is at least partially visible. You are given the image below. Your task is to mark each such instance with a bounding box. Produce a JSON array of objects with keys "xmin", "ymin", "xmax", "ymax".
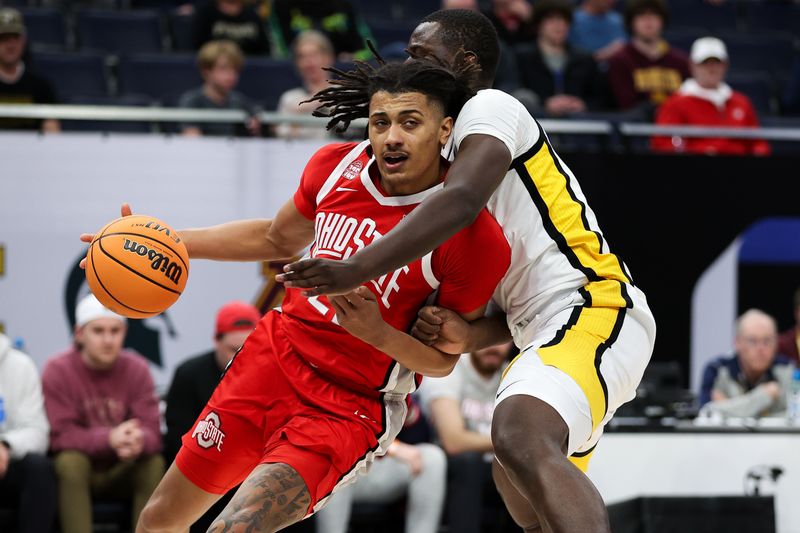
[{"xmin": 280, "ymin": 140, "xmax": 510, "ymax": 397}]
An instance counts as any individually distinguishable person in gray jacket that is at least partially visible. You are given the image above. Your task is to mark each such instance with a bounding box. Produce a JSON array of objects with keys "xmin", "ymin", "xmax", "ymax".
[
  {"xmin": 0, "ymin": 332, "xmax": 56, "ymax": 533},
  {"xmin": 699, "ymin": 309, "xmax": 795, "ymax": 418}
]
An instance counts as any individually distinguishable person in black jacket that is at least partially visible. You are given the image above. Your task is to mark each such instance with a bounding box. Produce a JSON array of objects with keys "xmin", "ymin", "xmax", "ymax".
[
  {"xmin": 163, "ymin": 301, "xmax": 261, "ymax": 532},
  {"xmin": 191, "ymin": 0, "xmax": 270, "ymax": 55},
  {"xmin": 515, "ymin": 0, "xmax": 609, "ymax": 116}
]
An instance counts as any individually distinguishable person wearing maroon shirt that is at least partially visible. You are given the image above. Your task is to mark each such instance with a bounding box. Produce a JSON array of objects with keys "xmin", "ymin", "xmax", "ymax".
[
  {"xmin": 42, "ymin": 294, "xmax": 164, "ymax": 533},
  {"xmin": 652, "ymin": 37, "xmax": 770, "ymax": 156},
  {"xmin": 606, "ymin": 0, "xmax": 689, "ymax": 111}
]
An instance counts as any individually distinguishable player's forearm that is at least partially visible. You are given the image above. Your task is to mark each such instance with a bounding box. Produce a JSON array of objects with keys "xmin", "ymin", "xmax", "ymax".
[
  {"xmin": 372, "ymin": 325, "xmax": 461, "ymax": 378},
  {"xmin": 465, "ymin": 314, "xmax": 513, "ymax": 352},
  {"xmin": 439, "ymin": 429, "xmax": 494, "ymax": 455},
  {"xmin": 180, "ymin": 219, "xmax": 280, "ymax": 261}
]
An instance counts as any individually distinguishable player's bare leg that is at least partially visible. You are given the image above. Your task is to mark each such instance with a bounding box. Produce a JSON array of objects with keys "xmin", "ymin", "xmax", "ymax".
[
  {"xmin": 492, "ymin": 460, "xmax": 542, "ymax": 532},
  {"xmin": 491, "ymin": 395, "xmax": 610, "ymax": 533},
  {"xmin": 207, "ymin": 462, "xmax": 310, "ymax": 533},
  {"xmin": 137, "ymin": 462, "xmax": 223, "ymax": 533}
]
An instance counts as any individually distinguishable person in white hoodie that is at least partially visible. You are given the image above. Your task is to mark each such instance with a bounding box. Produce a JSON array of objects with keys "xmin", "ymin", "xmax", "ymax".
[{"xmin": 0, "ymin": 332, "xmax": 56, "ymax": 533}]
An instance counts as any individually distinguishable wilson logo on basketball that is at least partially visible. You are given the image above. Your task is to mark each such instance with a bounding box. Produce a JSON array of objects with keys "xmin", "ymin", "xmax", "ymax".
[
  {"xmin": 130, "ymin": 221, "xmax": 182, "ymax": 244},
  {"xmin": 122, "ymin": 239, "xmax": 183, "ymax": 285},
  {"xmin": 192, "ymin": 412, "xmax": 225, "ymax": 451}
]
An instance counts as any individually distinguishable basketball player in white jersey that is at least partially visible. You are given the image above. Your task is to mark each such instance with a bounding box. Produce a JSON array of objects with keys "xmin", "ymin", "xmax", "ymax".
[{"xmin": 278, "ymin": 9, "xmax": 656, "ymax": 533}]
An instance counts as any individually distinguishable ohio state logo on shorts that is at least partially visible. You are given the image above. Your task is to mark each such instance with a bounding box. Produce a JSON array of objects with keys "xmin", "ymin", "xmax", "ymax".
[{"xmin": 192, "ymin": 411, "xmax": 226, "ymax": 451}]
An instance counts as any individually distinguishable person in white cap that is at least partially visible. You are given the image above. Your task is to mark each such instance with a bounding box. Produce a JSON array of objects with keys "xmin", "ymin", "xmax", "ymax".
[
  {"xmin": 41, "ymin": 293, "xmax": 164, "ymax": 533},
  {"xmin": 652, "ymin": 36, "xmax": 771, "ymax": 155}
]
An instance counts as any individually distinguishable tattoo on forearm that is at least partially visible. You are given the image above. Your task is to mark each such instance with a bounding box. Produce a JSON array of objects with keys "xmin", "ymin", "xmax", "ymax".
[{"xmin": 207, "ymin": 463, "xmax": 311, "ymax": 532}]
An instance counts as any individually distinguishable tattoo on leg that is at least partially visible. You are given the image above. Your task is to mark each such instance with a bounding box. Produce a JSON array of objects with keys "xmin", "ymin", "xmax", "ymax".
[{"xmin": 207, "ymin": 463, "xmax": 311, "ymax": 533}]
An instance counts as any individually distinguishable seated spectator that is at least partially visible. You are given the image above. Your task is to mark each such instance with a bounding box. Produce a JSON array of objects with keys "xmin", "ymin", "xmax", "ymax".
[
  {"xmin": 652, "ymin": 37, "xmax": 770, "ymax": 156},
  {"xmin": 569, "ymin": 0, "xmax": 627, "ymax": 62},
  {"xmin": 0, "ymin": 8, "xmax": 59, "ymax": 132},
  {"xmin": 484, "ymin": 0, "xmax": 535, "ymax": 47},
  {"xmin": 0, "ymin": 332, "xmax": 56, "ymax": 533},
  {"xmin": 778, "ymin": 287, "xmax": 800, "ymax": 365},
  {"xmin": 276, "ymin": 30, "xmax": 335, "ymax": 140},
  {"xmin": 270, "ymin": 0, "xmax": 373, "ymax": 61},
  {"xmin": 315, "ymin": 396, "xmax": 446, "ymax": 533},
  {"xmin": 191, "ymin": 0, "xmax": 269, "ymax": 55},
  {"xmin": 699, "ymin": 309, "xmax": 794, "ymax": 418},
  {"xmin": 42, "ymin": 294, "xmax": 164, "ymax": 533},
  {"xmin": 516, "ymin": 0, "xmax": 608, "ymax": 116},
  {"xmin": 607, "ymin": 0, "xmax": 689, "ymax": 112},
  {"xmin": 420, "ymin": 342, "xmax": 514, "ymax": 533},
  {"xmin": 179, "ymin": 40, "xmax": 261, "ymax": 137},
  {"xmin": 164, "ymin": 301, "xmax": 260, "ymax": 532}
]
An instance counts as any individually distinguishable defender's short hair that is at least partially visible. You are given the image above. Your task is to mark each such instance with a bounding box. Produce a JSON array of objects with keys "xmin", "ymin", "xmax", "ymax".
[{"xmin": 421, "ymin": 9, "xmax": 500, "ymax": 85}]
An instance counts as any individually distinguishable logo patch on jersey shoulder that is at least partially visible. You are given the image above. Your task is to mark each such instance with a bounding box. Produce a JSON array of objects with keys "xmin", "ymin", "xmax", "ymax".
[
  {"xmin": 342, "ymin": 160, "xmax": 364, "ymax": 180},
  {"xmin": 192, "ymin": 411, "xmax": 226, "ymax": 451}
]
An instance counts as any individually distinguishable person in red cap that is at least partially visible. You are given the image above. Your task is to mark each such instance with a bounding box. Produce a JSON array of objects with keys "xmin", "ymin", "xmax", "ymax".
[{"xmin": 163, "ymin": 300, "xmax": 261, "ymax": 532}]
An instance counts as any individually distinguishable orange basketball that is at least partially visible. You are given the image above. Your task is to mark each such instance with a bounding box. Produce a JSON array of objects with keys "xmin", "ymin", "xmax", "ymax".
[{"xmin": 85, "ymin": 215, "xmax": 189, "ymax": 319}]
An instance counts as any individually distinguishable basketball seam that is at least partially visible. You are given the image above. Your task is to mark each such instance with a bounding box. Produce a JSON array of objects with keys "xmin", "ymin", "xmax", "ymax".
[
  {"xmin": 97, "ymin": 238, "xmax": 183, "ymax": 296},
  {"xmin": 100, "ymin": 231, "xmax": 189, "ymax": 270},
  {"xmin": 89, "ymin": 239, "xmax": 157, "ymax": 316}
]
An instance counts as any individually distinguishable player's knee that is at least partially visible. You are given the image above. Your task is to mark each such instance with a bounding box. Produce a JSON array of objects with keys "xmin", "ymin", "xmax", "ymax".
[
  {"xmin": 492, "ymin": 419, "xmax": 562, "ymax": 478},
  {"xmin": 137, "ymin": 495, "xmax": 180, "ymax": 533}
]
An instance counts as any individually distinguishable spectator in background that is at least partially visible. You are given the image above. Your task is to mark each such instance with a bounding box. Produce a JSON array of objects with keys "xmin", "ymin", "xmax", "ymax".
[
  {"xmin": 315, "ymin": 396, "xmax": 446, "ymax": 533},
  {"xmin": 42, "ymin": 294, "xmax": 164, "ymax": 533},
  {"xmin": 276, "ymin": 30, "xmax": 335, "ymax": 139},
  {"xmin": 777, "ymin": 287, "xmax": 800, "ymax": 365},
  {"xmin": 164, "ymin": 300, "xmax": 260, "ymax": 532},
  {"xmin": 484, "ymin": 0, "xmax": 535, "ymax": 47},
  {"xmin": 179, "ymin": 40, "xmax": 261, "ymax": 137},
  {"xmin": 516, "ymin": 0, "xmax": 608, "ymax": 116},
  {"xmin": 191, "ymin": 0, "xmax": 270, "ymax": 55},
  {"xmin": 607, "ymin": 0, "xmax": 689, "ymax": 112},
  {"xmin": 569, "ymin": 0, "xmax": 627, "ymax": 62},
  {"xmin": 443, "ymin": 0, "xmax": 479, "ymax": 9},
  {"xmin": 270, "ymin": 0, "xmax": 373, "ymax": 61},
  {"xmin": 0, "ymin": 8, "xmax": 59, "ymax": 132},
  {"xmin": 420, "ymin": 342, "xmax": 513, "ymax": 533},
  {"xmin": 699, "ymin": 309, "xmax": 794, "ymax": 418},
  {"xmin": 0, "ymin": 332, "xmax": 56, "ymax": 533},
  {"xmin": 652, "ymin": 37, "xmax": 770, "ymax": 156}
]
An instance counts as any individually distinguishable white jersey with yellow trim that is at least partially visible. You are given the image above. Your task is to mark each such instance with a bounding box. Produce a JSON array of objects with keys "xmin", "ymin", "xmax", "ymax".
[{"xmin": 451, "ymin": 89, "xmax": 636, "ymax": 348}]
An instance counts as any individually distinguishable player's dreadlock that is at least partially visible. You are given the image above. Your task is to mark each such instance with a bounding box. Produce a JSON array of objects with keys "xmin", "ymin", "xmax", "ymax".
[{"xmin": 304, "ymin": 42, "xmax": 481, "ymax": 132}]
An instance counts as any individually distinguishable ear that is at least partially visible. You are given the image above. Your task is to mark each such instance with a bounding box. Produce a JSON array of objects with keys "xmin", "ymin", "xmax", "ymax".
[
  {"xmin": 438, "ymin": 116, "xmax": 454, "ymax": 147},
  {"xmin": 463, "ymin": 51, "xmax": 478, "ymax": 66}
]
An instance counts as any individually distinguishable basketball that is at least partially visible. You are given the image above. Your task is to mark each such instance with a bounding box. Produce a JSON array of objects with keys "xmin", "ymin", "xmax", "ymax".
[{"xmin": 85, "ymin": 215, "xmax": 189, "ymax": 319}]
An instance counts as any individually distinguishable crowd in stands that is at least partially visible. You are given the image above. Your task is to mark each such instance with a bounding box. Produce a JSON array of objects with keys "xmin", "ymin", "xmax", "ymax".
[{"xmin": 0, "ymin": 0, "xmax": 797, "ymax": 153}]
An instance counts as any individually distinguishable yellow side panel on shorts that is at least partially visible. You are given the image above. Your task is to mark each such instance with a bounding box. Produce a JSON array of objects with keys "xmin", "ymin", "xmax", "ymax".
[
  {"xmin": 537, "ymin": 306, "xmax": 622, "ymax": 431},
  {"xmin": 568, "ymin": 451, "xmax": 593, "ymax": 473}
]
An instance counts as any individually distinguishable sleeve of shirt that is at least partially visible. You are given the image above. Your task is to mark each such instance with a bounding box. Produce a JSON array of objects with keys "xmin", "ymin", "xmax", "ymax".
[
  {"xmin": 420, "ymin": 363, "xmax": 464, "ymax": 403},
  {"xmin": 1, "ymin": 356, "xmax": 49, "ymax": 458},
  {"xmin": 453, "ymin": 89, "xmax": 539, "ymax": 160},
  {"xmin": 651, "ymin": 96, "xmax": 685, "ymax": 152},
  {"xmin": 292, "ymin": 142, "xmax": 360, "ymax": 220},
  {"xmin": 742, "ymin": 98, "xmax": 771, "ymax": 156},
  {"xmin": 431, "ymin": 210, "xmax": 511, "ymax": 316}
]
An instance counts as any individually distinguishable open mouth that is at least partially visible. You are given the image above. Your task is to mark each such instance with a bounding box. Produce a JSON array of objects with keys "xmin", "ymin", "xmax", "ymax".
[{"xmin": 383, "ymin": 153, "xmax": 409, "ymax": 170}]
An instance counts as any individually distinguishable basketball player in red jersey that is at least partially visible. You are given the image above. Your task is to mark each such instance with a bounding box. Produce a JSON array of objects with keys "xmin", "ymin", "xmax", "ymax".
[{"xmin": 86, "ymin": 60, "xmax": 510, "ymax": 532}]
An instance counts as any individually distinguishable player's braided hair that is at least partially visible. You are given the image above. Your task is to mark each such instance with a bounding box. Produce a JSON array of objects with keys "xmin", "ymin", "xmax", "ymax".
[{"xmin": 304, "ymin": 43, "xmax": 481, "ymax": 132}]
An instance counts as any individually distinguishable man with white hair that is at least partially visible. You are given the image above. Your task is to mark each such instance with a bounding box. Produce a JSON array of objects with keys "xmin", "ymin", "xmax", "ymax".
[
  {"xmin": 42, "ymin": 294, "xmax": 164, "ymax": 533},
  {"xmin": 699, "ymin": 309, "xmax": 794, "ymax": 418},
  {"xmin": 652, "ymin": 36, "xmax": 770, "ymax": 155}
]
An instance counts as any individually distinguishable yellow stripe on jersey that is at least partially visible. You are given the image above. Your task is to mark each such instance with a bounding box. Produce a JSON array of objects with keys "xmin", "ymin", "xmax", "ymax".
[
  {"xmin": 513, "ymin": 131, "xmax": 632, "ymax": 309},
  {"xmin": 537, "ymin": 305, "xmax": 626, "ymax": 430}
]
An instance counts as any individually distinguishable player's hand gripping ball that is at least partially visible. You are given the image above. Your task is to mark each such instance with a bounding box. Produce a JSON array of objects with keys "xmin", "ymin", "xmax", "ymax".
[{"xmin": 85, "ymin": 215, "xmax": 189, "ymax": 318}]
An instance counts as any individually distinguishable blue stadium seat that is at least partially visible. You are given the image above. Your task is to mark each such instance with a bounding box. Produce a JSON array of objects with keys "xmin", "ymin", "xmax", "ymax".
[
  {"xmin": 77, "ymin": 10, "xmax": 163, "ymax": 54},
  {"xmin": 61, "ymin": 94, "xmax": 155, "ymax": 133},
  {"xmin": 349, "ymin": 0, "xmax": 397, "ymax": 25},
  {"xmin": 747, "ymin": 2, "xmax": 800, "ymax": 34},
  {"xmin": 396, "ymin": 0, "xmax": 440, "ymax": 22},
  {"xmin": 727, "ymin": 71, "xmax": 775, "ymax": 115},
  {"xmin": 723, "ymin": 35, "xmax": 796, "ymax": 76},
  {"xmin": 117, "ymin": 54, "xmax": 200, "ymax": 103},
  {"xmin": 170, "ymin": 12, "xmax": 193, "ymax": 51},
  {"xmin": 367, "ymin": 19, "xmax": 416, "ymax": 48},
  {"xmin": 669, "ymin": 1, "xmax": 739, "ymax": 32},
  {"xmin": 237, "ymin": 58, "xmax": 302, "ymax": 110},
  {"xmin": 29, "ymin": 51, "xmax": 109, "ymax": 101},
  {"xmin": 19, "ymin": 8, "xmax": 66, "ymax": 50}
]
